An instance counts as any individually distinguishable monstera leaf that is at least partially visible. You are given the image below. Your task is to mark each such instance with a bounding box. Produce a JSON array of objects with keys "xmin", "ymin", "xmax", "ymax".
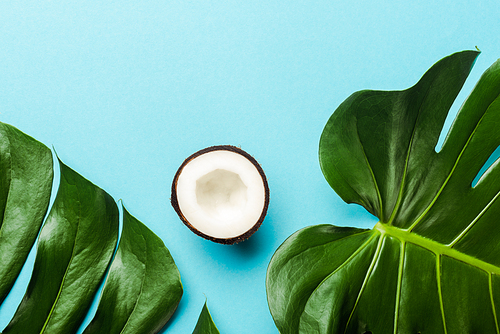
[
  {"xmin": 0, "ymin": 122, "xmax": 183, "ymax": 333},
  {"xmin": 267, "ymin": 50, "xmax": 500, "ymax": 333}
]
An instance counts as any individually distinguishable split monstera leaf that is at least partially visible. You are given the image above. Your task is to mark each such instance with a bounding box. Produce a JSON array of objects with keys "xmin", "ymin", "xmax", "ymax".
[
  {"xmin": 0, "ymin": 122, "xmax": 183, "ymax": 333},
  {"xmin": 267, "ymin": 50, "xmax": 500, "ymax": 333}
]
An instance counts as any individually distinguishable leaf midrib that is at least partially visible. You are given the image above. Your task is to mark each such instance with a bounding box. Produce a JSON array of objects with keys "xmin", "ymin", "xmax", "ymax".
[
  {"xmin": 375, "ymin": 222, "xmax": 500, "ymax": 274},
  {"xmin": 379, "ymin": 222, "xmax": 500, "ymax": 333}
]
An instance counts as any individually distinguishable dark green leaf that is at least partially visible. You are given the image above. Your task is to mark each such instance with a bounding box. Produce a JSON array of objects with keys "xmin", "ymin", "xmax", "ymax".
[
  {"xmin": 267, "ymin": 50, "xmax": 500, "ymax": 333},
  {"xmin": 3, "ymin": 160, "xmax": 119, "ymax": 334},
  {"xmin": 0, "ymin": 123, "xmax": 184, "ymax": 331},
  {"xmin": 0, "ymin": 122, "xmax": 53, "ymax": 305},
  {"xmin": 83, "ymin": 204, "xmax": 183, "ymax": 334},
  {"xmin": 193, "ymin": 301, "xmax": 220, "ymax": 334}
]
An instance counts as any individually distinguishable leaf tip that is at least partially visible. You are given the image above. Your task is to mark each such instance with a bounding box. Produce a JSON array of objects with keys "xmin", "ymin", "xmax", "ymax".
[{"xmin": 51, "ymin": 145, "xmax": 60, "ymax": 160}]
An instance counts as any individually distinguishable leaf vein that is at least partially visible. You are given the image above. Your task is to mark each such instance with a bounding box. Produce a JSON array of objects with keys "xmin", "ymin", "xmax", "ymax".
[
  {"xmin": 449, "ymin": 188, "xmax": 500, "ymax": 247},
  {"xmin": 355, "ymin": 118, "xmax": 384, "ymax": 218},
  {"xmin": 344, "ymin": 234, "xmax": 384, "ymax": 333},
  {"xmin": 393, "ymin": 241, "xmax": 405, "ymax": 334},
  {"xmin": 388, "ymin": 81, "xmax": 435, "ymax": 225},
  {"xmin": 279, "ymin": 229, "xmax": 372, "ymax": 274},
  {"xmin": 298, "ymin": 232, "xmax": 378, "ymax": 331},
  {"xmin": 435, "ymin": 254, "xmax": 447, "ymax": 334},
  {"xmin": 408, "ymin": 90, "xmax": 500, "ymax": 232},
  {"xmin": 489, "ymin": 273, "xmax": 500, "ymax": 334}
]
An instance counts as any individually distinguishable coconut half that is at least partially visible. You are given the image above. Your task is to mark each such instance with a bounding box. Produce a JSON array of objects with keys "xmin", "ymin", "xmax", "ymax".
[{"xmin": 171, "ymin": 145, "xmax": 269, "ymax": 244}]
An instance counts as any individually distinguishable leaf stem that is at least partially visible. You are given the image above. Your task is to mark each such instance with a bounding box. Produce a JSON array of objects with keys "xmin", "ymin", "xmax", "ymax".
[{"xmin": 375, "ymin": 223, "xmax": 500, "ymax": 275}]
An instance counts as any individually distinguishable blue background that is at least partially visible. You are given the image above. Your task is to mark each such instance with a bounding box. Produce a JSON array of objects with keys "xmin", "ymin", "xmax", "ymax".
[{"xmin": 0, "ymin": 1, "xmax": 499, "ymax": 333}]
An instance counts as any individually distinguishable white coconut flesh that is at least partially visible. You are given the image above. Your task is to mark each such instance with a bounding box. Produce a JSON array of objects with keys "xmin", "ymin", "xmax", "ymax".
[{"xmin": 175, "ymin": 150, "xmax": 266, "ymax": 239}]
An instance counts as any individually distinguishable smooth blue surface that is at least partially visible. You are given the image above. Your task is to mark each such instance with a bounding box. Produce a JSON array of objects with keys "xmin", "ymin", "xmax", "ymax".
[{"xmin": 0, "ymin": 1, "xmax": 499, "ymax": 333}]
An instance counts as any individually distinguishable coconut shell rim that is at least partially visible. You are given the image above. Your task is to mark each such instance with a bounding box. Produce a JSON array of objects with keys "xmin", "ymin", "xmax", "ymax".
[{"xmin": 171, "ymin": 145, "xmax": 270, "ymax": 245}]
